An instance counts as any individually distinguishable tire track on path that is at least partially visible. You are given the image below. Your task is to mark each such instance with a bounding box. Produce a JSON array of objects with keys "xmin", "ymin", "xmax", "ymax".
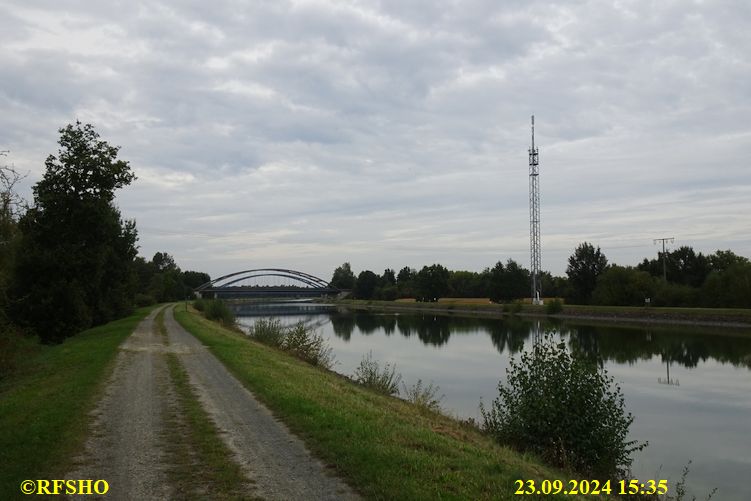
[
  {"xmin": 163, "ymin": 306, "xmax": 360, "ymax": 501},
  {"xmin": 66, "ymin": 307, "xmax": 173, "ymax": 501}
]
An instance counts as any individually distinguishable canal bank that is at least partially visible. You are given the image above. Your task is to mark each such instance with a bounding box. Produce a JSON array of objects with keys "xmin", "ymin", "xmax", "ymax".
[
  {"xmin": 331, "ymin": 299, "xmax": 751, "ymax": 330},
  {"xmin": 233, "ymin": 301, "xmax": 751, "ymax": 501}
]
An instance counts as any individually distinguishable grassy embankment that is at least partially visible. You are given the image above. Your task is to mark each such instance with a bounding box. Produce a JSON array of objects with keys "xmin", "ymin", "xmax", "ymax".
[
  {"xmin": 336, "ymin": 299, "xmax": 751, "ymax": 328},
  {"xmin": 0, "ymin": 306, "xmax": 154, "ymax": 499},
  {"xmin": 175, "ymin": 307, "xmax": 608, "ymax": 500}
]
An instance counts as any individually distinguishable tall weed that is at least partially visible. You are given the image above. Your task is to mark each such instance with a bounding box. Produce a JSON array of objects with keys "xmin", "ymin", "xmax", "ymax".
[{"xmin": 353, "ymin": 351, "xmax": 401, "ymax": 396}]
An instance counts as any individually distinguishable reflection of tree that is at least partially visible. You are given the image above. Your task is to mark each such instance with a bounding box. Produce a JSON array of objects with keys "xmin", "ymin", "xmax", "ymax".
[
  {"xmin": 566, "ymin": 323, "xmax": 751, "ymax": 369},
  {"xmin": 488, "ymin": 318, "xmax": 530, "ymax": 355},
  {"xmin": 382, "ymin": 315, "xmax": 397, "ymax": 336},
  {"xmin": 330, "ymin": 315, "xmax": 356, "ymax": 341},
  {"xmin": 353, "ymin": 312, "xmax": 382, "ymax": 335},
  {"xmin": 326, "ymin": 308, "xmax": 751, "ymax": 370}
]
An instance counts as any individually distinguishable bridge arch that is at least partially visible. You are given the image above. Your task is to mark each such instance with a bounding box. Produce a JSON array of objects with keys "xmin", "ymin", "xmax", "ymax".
[{"xmin": 195, "ymin": 268, "xmax": 339, "ymax": 298}]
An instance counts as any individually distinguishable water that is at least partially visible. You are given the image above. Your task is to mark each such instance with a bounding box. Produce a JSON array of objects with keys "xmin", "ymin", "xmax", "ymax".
[{"xmin": 234, "ymin": 303, "xmax": 751, "ymax": 501}]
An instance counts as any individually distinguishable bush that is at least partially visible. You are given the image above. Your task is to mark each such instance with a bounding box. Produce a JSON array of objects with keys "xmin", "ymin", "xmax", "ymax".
[
  {"xmin": 545, "ymin": 298, "xmax": 563, "ymax": 315},
  {"xmin": 401, "ymin": 379, "xmax": 443, "ymax": 412},
  {"xmin": 353, "ymin": 351, "xmax": 402, "ymax": 396},
  {"xmin": 193, "ymin": 298, "xmax": 205, "ymax": 312},
  {"xmin": 203, "ymin": 299, "xmax": 235, "ymax": 326},
  {"xmin": 248, "ymin": 318, "xmax": 285, "ymax": 347},
  {"xmin": 281, "ymin": 322, "xmax": 336, "ymax": 369},
  {"xmin": 248, "ymin": 319, "xmax": 335, "ymax": 369},
  {"xmin": 481, "ymin": 335, "xmax": 646, "ymax": 478},
  {"xmin": 134, "ymin": 293, "xmax": 156, "ymax": 307}
]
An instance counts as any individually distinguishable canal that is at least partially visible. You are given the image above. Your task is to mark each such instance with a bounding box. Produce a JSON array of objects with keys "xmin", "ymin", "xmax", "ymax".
[{"xmin": 234, "ymin": 302, "xmax": 751, "ymax": 501}]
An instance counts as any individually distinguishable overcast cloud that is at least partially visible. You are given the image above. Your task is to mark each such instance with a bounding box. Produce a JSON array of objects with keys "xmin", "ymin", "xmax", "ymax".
[{"xmin": 1, "ymin": 0, "xmax": 750, "ymax": 280}]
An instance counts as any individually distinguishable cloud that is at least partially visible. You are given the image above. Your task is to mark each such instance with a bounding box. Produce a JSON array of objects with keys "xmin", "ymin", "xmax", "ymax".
[{"xmin": 1, "ymin": 0, "xmax": 750, "ymax": 279}]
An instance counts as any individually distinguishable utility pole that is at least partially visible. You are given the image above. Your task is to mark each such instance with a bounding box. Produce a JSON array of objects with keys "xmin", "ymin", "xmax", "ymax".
[
  {"xmin": 653, "ymin": 237, "xmax": 674, "ymax": 281},
  {"xmin": 529, "ymin": 116, "xmax": 542, "ymax": 305}
]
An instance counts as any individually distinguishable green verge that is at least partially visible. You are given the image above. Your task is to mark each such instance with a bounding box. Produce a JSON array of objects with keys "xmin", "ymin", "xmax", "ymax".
[
  {"xmin": 175, "ymin": 308, "xmax": 606, "ymax": 501},
  {"xmin": 0, "ymin": 306, "xmax": 155, "ymax": 499}
]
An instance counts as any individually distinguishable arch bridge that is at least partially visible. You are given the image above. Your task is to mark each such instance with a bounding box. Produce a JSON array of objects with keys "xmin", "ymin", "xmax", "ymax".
[{"xmin": 195, "ymin": 268, "xmax": 341, "ymax": 299}]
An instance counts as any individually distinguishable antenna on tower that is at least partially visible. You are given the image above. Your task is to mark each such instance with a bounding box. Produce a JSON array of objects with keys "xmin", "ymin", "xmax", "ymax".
[{"xmin": 529, "ymin": 116, "xmax": 542, "ymax": 305}]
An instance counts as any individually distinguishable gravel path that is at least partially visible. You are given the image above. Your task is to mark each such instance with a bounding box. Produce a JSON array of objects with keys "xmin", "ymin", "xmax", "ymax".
[
  {"xmin": 67, "ymin": 307, "xmax": 173, "ymax": 501},
  {"xmin": 68, "ymin": 306, "xmax": 359, "ymax": 500},
  {"xmin": 163, "ymin": 306, "xmax": 360, "ymax": 501}
]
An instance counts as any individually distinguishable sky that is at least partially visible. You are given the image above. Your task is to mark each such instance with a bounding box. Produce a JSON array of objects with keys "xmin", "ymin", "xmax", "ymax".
[{"xmin": 1, "ymin": 0, "xmax": 750, "ymax": 281}]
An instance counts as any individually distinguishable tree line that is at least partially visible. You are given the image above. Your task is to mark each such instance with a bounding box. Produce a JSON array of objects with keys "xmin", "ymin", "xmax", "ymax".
[
  {"xmin": 0, "ymin": 122, "xmax": 210, "ymax": 348},
  {"xmin": 330, "ymin": 241, "xmax": 751, "ymax": 308}
]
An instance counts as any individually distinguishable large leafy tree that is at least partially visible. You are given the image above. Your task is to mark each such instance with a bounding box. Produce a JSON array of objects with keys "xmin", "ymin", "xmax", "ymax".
[
  {"xmin": 330, "ymin": 262, "xmax": 356, "ymax": 289},
  {"xmin": 11, "ymin": 122, "xmax": 137, "ymax": 342},
  {"xmin": 415, "ymin": 264, "xmax": 450, "ymax": 301},
  {"xmin": 566, "ymin": 242, "xmax": 608, "ymax": 304}
]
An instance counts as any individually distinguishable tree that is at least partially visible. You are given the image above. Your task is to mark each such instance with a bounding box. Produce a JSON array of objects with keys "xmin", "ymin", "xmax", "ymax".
[
  {"xmin": 354, "ymin": 270, "xmax": 379, "ymax": 299},
  {"xmin": 11, "ymin": 122, "xmax": 137, "ymax": 342},
  {"xmin": 591, "ymin": 266, "xmax": 656, "ymax": 306},
  {"xmin": 708, "ymin": 250, "xmax": 749, "ymax": 273},
  {"xmin": 566, "ymin": 242, "xmax": 608, "ymax": 304},
  {"xmin": 415, "ymin": 264, "xmax": 449, "ymax": 301},
  {"xmin": 330, "ymin": 262, "xmax": 356, "ymax": 290},
  {"xmin": 486, "ymin": 260, "xmax": 530, "ymax": 302},
  {"xmin": 396, "ymin": 266, "xmax": 416, "ymax": 297}
]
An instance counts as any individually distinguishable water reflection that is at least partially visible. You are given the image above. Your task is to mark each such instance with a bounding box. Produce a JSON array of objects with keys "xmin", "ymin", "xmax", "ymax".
[{"xmin": 328, "ymin": 308, "xmax": 751, "ymax": 369}]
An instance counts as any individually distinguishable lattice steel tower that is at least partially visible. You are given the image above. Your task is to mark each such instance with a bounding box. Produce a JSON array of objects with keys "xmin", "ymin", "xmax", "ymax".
[{"xmin": 528, "ymin": 116, "xmax": 542, "ymax": 305}]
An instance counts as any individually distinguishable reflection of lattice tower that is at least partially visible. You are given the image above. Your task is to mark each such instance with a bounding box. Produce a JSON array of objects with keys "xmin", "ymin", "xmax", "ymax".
[{"xmin": 528, "ymin": 116, "xmax": 542, "ymax": 305}]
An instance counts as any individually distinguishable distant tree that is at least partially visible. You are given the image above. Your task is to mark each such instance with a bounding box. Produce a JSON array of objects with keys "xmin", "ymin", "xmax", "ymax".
[
  {"xmin": 566, "ymin": 242, "xmax": 608, "ymax": 304},
  {"xmin": 381, "ymin": 268, "xmax": 396, "ymax": 286},
  {"xmin": 354, "ymin": 270, "xmax": 379, "ymax": 299},
  {"xmin": 152, "ymin": 251, "xmax": 178, "ymax": 272},
  {"xmin": 700, "ymin": 262, "xmax": 751, "ymax": 308},
  {"xmin": 638, "ymin": 246, "xmax": 710, "ymax": 287},
  {"xmin": 396, "ymin": 266, "xmax": 416, "ymax": 298},
  {"xmin": 182, "ymin": 270, "xmax": 211, "ymax": 290},
  {"xmin": 11, "ymin": 122, "xmax": 137, "ymax": 342},
  {"xmin": 591, "ymin": 266, "xmax": 656, "ymax": 306},
  {"xmin": 708, "ymin": 250, "xmax": 749, "ymax": 273},
  {"xmin": 330, "ymin": 262, "xmax": 356, "ymax": 290},
  {"xmin": 448, "ymin": 270, "xmax": 484, "ymax": 298},
  {"xmin": 415, "ymin": 264, "xmax": 450, "ymax": 301},
  {"xmin": 487, "ymin": 260, "xmax": 530, "ymax": 302}
]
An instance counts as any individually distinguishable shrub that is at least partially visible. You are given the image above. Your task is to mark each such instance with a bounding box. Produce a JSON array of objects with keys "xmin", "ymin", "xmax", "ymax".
[
  {"xmin": 134, "ymin": 293, "xmax": 156, "ymax": 307},
  {"xmin": 545, "ymin": 298, "xmax": 563, "ymax": 315},
  {"xmin": 509, "ymin": 301, "xmax": 522, "ymax": 315},
  {"xmin": 203, "ymin": 299, "xmax": 235, "ymax": 326},
  {"xmin": 281, "ymin": 322, "xmax": 336, "ymax": 369},
  {"xmin": 193, "ymin": 298, "xmax": 205, "ymax": 312},
  {"xmin": 401, "ymin": 379, "xmax": 443, "ymax": 412},
  {"xmin": 248, "ymin": 318, "xmax": 285, "ymax": 347},
  {"xmin": 481, "ymin": 334, "xmax": 646, "ymax": 478},
  {"xmin": 353, "ymin": 351, "xmax": 402, "ymax": 396}
]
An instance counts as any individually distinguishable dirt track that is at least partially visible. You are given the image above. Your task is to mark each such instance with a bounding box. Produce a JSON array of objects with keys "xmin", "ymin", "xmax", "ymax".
[{"xmin": 68, "ymin": 306, "xmax": 358, "ymax": 500}]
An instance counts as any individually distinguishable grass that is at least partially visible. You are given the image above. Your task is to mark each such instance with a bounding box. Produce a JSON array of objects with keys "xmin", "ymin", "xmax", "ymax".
[
  {"xmin": 0, "ymin": 306, "xmax": 154, "ymax": 499},
  {"xmin": 175, "ymin": 307, "xmax": 607, "ymax": 500}
]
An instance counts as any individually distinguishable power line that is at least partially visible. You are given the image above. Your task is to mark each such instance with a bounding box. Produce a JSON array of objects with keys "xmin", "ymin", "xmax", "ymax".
[{"xmin": 653, "ymin": 237, "xmax": 675, "ymax": 281}]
